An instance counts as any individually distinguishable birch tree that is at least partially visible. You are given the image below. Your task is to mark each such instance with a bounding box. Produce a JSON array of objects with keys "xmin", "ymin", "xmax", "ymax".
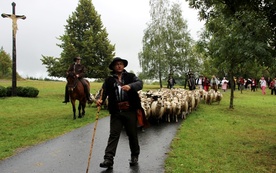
[{"xmin": 139, "ymin": 0, "xmax": 196, "ymax": 87}]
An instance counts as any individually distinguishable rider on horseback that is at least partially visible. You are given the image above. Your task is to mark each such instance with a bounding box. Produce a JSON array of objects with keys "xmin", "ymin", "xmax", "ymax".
[{"xmin": 62, "ymin": 57, "xmax": 93, "ymax": 103}]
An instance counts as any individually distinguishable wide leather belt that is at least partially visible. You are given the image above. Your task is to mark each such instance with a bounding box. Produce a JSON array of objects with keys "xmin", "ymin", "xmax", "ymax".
[{"xmin": 117, "ymin": 101, "xmax": 130, "ymax": 110}]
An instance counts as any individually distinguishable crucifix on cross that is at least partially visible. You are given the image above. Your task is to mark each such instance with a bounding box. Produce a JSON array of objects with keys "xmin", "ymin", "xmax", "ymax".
[
  {"xmin": 1, "ymin": 2, "xmax": 26, "ymax": 96},
  {"xmin": 2, "ymin": 13, "xmax": 26, "ymax": 36},
  {"xmin": 1, "ymin": 2, "xmax": 26, "ymax": 36}
]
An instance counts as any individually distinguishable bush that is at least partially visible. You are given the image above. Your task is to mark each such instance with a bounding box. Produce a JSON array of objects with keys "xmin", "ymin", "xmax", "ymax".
[
  {"xmin": 26, "ymin": 87, "xmax": 39, "ymax": 97},
  {"xmin": 17, "ymin": 86, "xmax": 39, "ymax": 97},
  {"xmin": 6, "ymin": 86, "xmax": 12, "ymax": 96},
  {"xmin": 6, "ymin": 86, "xmax": 39, "ymax": 97},
  {"xmin": 16, "ymin": 86, "xmax": 24, "ymax": 96},
  {"xmin": 0, "ymin": 86, "xmax": 7, "ymax": 97}
]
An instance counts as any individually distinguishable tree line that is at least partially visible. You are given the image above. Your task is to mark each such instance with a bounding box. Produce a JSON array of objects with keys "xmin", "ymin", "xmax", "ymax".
[{"xmin": 1, "ymin": 0, "xmax": 275, "ymax": 108}]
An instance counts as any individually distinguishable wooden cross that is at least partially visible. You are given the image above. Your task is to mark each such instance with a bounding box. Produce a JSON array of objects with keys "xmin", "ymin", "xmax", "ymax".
[{"xmin": 1, "ymin": 2, "xmax": 26, "ymax": 96}]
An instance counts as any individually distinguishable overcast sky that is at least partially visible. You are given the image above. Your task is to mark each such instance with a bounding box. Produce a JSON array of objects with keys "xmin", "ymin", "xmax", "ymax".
[{"xmin": 0, "ymin": 0, "xmax": 204, "ymax": 78}]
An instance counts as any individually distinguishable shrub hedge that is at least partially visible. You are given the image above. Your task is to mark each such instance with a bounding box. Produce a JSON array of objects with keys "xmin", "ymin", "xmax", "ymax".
[
  {"xmin": 0, "ymin": 86, "xmax": 7, "ymax": 97},
  {"xmin": 1, "ymin": 86, "xmax": 39, "ymax": 97}
]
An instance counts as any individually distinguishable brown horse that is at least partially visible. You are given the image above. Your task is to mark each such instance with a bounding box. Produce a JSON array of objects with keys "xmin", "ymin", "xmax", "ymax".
[{"xmin": 66, "ymin": 71, "xmax": 89, "ymax": 119}]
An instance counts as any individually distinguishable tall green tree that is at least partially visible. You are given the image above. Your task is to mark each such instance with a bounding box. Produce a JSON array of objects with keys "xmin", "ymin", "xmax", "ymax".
[
  {"xmin": 0, "ymin": 47, "xmax": 12, "ymax": 78},
  {"xmin": 139, "ymin": 0, "xmax": 196, "ymax": 88},
  {"xmin": 187, "ymin": 0, "xmax": 275, "ymax": 108},
  {"xmin": 139, "ymin": 0, "xmax": 169, "ymax": 88},
  {"xmin": 165, "ymin": 2, "xmax": 199, "ymax": 78},
  {"xmin": 41, "ymin": 0, "xmax": 115, "ymax": 78}
]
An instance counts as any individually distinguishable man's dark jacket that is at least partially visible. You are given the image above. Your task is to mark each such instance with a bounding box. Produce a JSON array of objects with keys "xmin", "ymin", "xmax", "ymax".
[
  {"xmin": 67, "ymin": 63, "xmax": 86, "ymax": 78},
  {"xmin": 101, "ymin": 70, "xmax": 143, "ymax": 114}
]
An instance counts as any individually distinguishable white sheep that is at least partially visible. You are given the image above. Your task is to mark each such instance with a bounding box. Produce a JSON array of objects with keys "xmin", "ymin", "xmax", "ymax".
[
  {"xmin": 150, "ymin": 98, "xmax": 164, "ymax": 123},
  {"xmin": 163, "ymin": 100, "xmax": 172, "ymax": 122},
  {"xmin": 171, "ymin": 100, "xmax": 182, "ymax": 122},
  {"xmin": 180, "ymin": 98, "xmax": 189, "ymax": 119}
]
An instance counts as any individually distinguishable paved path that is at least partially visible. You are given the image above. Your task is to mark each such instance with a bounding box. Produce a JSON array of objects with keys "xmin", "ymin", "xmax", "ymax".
[{"xmin": 0, "ymin": 116, "xmax": 183, "ymax": 173}]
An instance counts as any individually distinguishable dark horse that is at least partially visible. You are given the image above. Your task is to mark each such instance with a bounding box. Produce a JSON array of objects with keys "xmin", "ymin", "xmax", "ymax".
[{"xmin": 66, "ymin": 71, "xmax": 89, "ymax": 119}]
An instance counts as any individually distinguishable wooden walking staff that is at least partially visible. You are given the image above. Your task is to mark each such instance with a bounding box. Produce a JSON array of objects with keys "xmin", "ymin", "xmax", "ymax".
[
  {"xmin": 86, "ymin": 89, "xmax": 104, "ymax": 173},
  {"xmin": 1, "ymin": 2, "xmax": 26, "ymax": 96}
]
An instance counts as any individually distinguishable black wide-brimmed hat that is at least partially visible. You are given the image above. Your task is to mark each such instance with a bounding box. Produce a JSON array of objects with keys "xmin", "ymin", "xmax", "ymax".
[
  {"xmin": 109, "ymin": 57, "xmax": 128, "ymax": 70},
  {"xmin": 73, "ymin": 57, "xmax": 82, "ymax": 62}
]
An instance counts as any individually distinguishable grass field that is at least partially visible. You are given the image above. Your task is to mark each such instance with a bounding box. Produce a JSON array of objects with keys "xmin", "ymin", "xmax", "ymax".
[
  {"xmin": 0, "ymin": 79, "xmax": 108, "ymax": 160},
  {"xmin": 165, "ymin": 87, "xmax": 276, "ymax": 173},
  {"xmin": 0, "ymin": 79, "xmax": 275, "ymax": 172}
]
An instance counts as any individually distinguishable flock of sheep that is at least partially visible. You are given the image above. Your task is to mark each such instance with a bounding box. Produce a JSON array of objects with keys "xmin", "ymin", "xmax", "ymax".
[
  {"xmin": 138, "ymin": 88, "xmax": 223, "ymax": 123},
  {"xmin": 91, "ymin": 88, "xmax": 223, "ymax": 124}
]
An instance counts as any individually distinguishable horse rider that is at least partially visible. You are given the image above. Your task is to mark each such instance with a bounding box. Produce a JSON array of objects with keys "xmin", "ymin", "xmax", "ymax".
[{"xmin": 62, "ymin": 57, "xmax": 93, "ymax": 103}]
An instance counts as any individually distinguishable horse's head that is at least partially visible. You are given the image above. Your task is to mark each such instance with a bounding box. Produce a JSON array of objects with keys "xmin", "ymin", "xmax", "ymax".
[{"xmin": 66, "ymin": 72, "xmax": 78, "ymax": 91}]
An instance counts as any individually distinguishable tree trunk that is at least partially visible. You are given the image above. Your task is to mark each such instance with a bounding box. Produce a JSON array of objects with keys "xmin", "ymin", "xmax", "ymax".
[
  {"xmin": 159, "ymin": 70, "xmax": 163, "ymax": 88},
  {"xmin": 229, "ymin": 71, "xmax": 234, "ymax": 109}
]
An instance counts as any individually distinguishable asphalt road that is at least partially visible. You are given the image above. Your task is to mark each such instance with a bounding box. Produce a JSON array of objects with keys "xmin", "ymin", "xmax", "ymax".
[{"xmin": 0, "ymin": 116, "xmax": 183, "ymax": 173}]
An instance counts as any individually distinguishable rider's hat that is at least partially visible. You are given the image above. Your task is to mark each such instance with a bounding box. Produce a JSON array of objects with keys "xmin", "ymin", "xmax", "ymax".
[{"xmin": 73, "ymin": 57, "xmax": 82, "ymax": 62}]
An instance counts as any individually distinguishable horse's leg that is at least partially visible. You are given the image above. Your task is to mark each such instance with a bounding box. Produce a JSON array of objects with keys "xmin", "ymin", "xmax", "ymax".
[
  {"xmin": 82, "ymin": 100, "xmax": 86, "ymax": 117},
  {"xmin": 71, "ymin": 100, "xmax": 76, "ymax": 120},
  {"xmin": 78, "ymin": 101, "xmax": 82, "ymax": 118}
]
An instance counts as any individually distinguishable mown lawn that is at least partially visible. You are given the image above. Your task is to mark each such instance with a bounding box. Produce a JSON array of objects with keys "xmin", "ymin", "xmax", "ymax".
[
  {"xmin": 0, "ymin": 79, "xmax": 107, "ymax": 160},
  {"xmin": 165, "ymin": 88, "xmax": 276, "ymax": 173},
  {"xmin": 0, "ymin": 79, "xmax": 275, "ymax": 172}
]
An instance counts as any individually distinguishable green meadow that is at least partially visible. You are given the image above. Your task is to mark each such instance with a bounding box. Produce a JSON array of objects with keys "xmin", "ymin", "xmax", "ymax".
[
  {"xmin": 0, "ymin": 79, "xmax": 275, "ymax": 173},
  {"xmin": 165, "ymin": 87, "xmax": 276, "ymax": 173}
]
